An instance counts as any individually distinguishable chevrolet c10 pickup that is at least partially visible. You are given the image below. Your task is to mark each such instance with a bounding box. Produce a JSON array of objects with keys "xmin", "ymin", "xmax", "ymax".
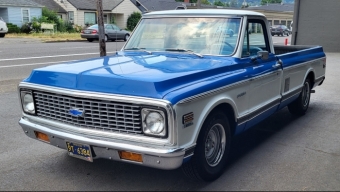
[{"xmin": 18, "ymin": 10, "xmax": 326, "ymax": 181}]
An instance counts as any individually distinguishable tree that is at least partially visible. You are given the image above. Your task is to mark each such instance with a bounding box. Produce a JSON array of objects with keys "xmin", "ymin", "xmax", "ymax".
[
  {"xmin": 175, "ymin": 0, "xmax": 198, "ymax": 2},
  {"xmin": 201, "ymin": 0, "xmax": 211, "ymax": 5},
  {"xmin": 261, "ymin": 0, "xmax": 282, "ymax": 5},
  {"xmin": 127, "ymin": 12, "xmax": 142, "ymax": 31},
  {"xmin": 214, "ymin": 1, "xmax": 225, "ymax": 6},
  {"xmin": 229, "ymin": 0, "xmax": 238, "ymax": 7}
]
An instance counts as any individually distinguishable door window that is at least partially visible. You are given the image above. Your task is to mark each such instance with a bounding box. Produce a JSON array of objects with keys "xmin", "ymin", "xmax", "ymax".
[
  {"xmin": 242, "ymin": 20, "xmax": 269, "ymax": 57},
  {"xmin": 105, "ymin": 25, "xmax": 113, "ymax": 29}
]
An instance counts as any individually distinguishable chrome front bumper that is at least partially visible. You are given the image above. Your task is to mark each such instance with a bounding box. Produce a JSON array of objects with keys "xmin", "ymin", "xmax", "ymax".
[{"xmin": 19, "ymin": 117, "xmax": 187, "ymax": 170}]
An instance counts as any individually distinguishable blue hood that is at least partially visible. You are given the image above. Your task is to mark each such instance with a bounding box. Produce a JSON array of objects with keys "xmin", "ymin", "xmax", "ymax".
[{"xmin": 25, "ymin": 52, "xmax": 238, "ymax": 102}]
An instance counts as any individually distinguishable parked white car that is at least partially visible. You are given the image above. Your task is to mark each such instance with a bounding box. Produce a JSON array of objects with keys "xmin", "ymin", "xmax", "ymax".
[{"xmin": 0, "ymin": 17, "xmax": 8, "ymax": 38}]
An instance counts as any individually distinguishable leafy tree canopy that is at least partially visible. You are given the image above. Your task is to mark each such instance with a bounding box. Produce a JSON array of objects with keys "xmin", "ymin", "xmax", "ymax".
[{"xmin": 261, "ymin": 0, "xmax": 282, "ymax": 5}]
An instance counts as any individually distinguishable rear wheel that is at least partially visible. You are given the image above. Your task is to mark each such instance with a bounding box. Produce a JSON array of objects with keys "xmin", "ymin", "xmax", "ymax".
[
  {"xmin": 124, "ymin": 34, "xmax": 130, "ymax": 41},
  {"xmin": 288, "ymin": 78, "xmax": 311, "ymax": 116},
  {"xmin": 0, "ymin": 33, "xmax": 5, "ymax": 38},
  {"xmin": 182, "ymin": 110, "xmax": 231, "ymax": 181},
  {"xmin": 87, "ymin": 38, "xmax": 93, "ymax": 42}
]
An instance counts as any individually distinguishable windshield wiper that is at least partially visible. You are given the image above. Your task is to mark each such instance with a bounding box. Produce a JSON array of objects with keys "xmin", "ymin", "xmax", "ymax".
[
  {"xmin": 165, "ymin": 48, "xmax": 203, "ymax": 58},
  {"xmin": 124, "ymin": 47, "xmax": 152, "ymax": 54}
]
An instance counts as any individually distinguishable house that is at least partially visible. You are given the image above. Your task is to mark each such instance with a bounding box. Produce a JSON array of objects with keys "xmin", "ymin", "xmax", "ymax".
[
  {"xmin": 130, "ymin": 0, "xmax": 187, "ymax": 13},
  {"xmin": 31, "ymin": 0, "xmax": 68, "ymax": 20},
  {"xmin": 0, "ymin": 0, "xmax": 43, "ymax": 27},
  {"xmin": 246, "ymin": 3, "xmax": 294, "ymax": 28},
  {"xmin": 52, "ymin": 0, "xmax": 141, "ymax": 29}
]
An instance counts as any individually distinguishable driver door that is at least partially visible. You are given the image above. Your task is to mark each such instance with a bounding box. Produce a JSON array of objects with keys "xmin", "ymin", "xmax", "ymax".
[{"xmin": 243, "ymin": 19, "xmax": 283, "ymax": 129}]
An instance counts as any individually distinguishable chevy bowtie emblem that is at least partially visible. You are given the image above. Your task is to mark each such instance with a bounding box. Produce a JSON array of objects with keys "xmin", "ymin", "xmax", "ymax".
[{"xmin": 69, "ymin": 108, "xmax": 85, "ymax": 117}]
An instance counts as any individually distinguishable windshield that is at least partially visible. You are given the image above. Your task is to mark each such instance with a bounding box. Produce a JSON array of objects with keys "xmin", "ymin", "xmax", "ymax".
[
  {"xmin": 88, "ymin": 25, "xmax": 98, "ymax": 29},
  {"xmin": 124, "ymin": 17, "xmax": 241, "ymax": 56}
]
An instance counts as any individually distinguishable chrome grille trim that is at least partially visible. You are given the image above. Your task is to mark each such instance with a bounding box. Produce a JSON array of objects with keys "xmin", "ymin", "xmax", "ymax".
[
  {"xmin": 19, "ymin": 82, "xmax": 177, "ymax": 146},
  {"xmin": 33, "ymin": 91, "xmax": 143, "ymax": 134}
]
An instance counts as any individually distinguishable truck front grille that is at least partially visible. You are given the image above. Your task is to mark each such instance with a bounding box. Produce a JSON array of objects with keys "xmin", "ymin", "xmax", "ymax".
[{"xmin": 33, "ymin": 91, "xmax": 142, "ymax": 134}]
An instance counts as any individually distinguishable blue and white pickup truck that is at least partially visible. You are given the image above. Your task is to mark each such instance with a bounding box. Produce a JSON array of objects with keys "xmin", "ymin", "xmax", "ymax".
[{"xmin": 18, "ymin": 10, "xmax": 326, "ymax": 181}]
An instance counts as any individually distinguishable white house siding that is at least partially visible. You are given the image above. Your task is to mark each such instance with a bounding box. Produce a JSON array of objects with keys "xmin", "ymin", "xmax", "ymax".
[
  {"xmin": 53, "ymin": 0, "xmax": 78, "ymax": 25},
  {"xmin": 77, "ymin": 10, "xmax": 85, "ymax": 26},
  {"xmin": 0, "ymin": 8, "xmax": 8, "ymax": 22},
  {"xmin": 7, "ymin": 7, "xmax": 42, "ymax": 27},
  {"xmin": 112, "ymin": 0, "xmax": 141, "ymax": 29}
]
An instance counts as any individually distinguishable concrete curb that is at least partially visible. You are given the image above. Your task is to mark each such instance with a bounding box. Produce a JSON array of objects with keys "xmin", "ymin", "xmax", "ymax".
[{"xmin": 44, "ymin": 39, "xmax": 86, "ymax": 43}]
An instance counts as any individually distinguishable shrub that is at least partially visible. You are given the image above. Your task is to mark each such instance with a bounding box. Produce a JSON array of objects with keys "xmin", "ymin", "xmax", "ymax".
[
  {"xmin": 21, "ymin": 23, "xmax": 33, "ymax": 34},
  {"xmin": 127, "ymin": 12, "xmax": 141, "ymax": 31},
  {"xmin": 7, "ymin": 23, "xmax": 21, "ymax": 33}
]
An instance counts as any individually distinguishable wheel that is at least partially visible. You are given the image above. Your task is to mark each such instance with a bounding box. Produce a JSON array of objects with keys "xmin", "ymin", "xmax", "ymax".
[
  {"xmin": 105, "ymin": 35, "xmax": 108, "ymax": 42},
  {"xmin": 124, "ymin": 34, "xmax": 130, "ymax": 41},
  {"xmin": 286, "ymin": 31, "xmax": 290, "ymax": 36},
  {"xmin": 182, "ymin": 110, "xmax": 231, "ymax": 181},
  {"xmin": 288, "ymin": 78, "xmax": 311, "ymax": 116},
  {"xmin": 0, "ymin": 33, "xmax": 5, "ymax": 38},
  {"xmin": 87, "ymin": 38, "xmax": 93, "ymax": 42}
]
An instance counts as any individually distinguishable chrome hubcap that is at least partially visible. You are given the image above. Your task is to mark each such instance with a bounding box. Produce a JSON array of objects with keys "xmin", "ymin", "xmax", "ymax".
[
  {"xmin": 205, "ymin": 123, "xmax": 226, "ymax": 167},
  {"xmin": 302, "ymin": 81, "xmax": 310, "ymax": 107}
]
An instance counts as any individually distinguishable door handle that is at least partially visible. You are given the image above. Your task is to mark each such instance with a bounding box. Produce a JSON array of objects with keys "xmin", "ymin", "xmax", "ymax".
[
  {"xmin": 273, "ymin": 59, "xmax": 283, "ymax": 68},
  {"xmin": 272, "ymin": 63, "xmax": 281, "ymax": 68}
]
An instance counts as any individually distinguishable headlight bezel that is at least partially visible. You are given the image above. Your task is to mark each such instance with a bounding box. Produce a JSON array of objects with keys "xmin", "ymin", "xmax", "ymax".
[
  {"xmin": 142, "ymin": 108, "xmax": 167, "ymax": 138},
  {"xmin": 20, "ymin": 90, "xmax": 36, "ymax": 115}
]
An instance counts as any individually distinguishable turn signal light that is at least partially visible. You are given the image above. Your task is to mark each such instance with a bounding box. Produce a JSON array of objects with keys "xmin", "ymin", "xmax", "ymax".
[
  {"xmin": 34, "ymin": 131, "xmax": 50, "ymax": 143},
  {"xmin": 119, "ymin": 151, "xmax": 143, "ymax": 162}
]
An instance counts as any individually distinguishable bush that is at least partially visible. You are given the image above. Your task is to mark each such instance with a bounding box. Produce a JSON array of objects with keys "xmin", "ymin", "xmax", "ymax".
[
  {"xmin": 127, "ymin": 12, "xmax": 141, "ymax": 31},
  {"xmin": 7, "ymin": 23, "xmax": 21, "ymax": 33},
  {"xmin": 21, "ymin": 23, "xmax": 33, "ymax": 34}
]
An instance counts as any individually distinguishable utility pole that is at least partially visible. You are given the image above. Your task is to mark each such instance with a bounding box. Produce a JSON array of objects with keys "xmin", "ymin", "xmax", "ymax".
[
  {"xmin": 97, "ymin": 0, "xmax": 106, "ymax": 57},
  {"xmin": 197, "ymin": 0, "xmax": 201, "ymax": 8}
]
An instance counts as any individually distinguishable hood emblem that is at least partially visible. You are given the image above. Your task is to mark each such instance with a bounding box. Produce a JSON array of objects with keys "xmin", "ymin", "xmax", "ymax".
[{"xmin": 69, "ymin": 108, "xmax": 85, "ymax": 117}]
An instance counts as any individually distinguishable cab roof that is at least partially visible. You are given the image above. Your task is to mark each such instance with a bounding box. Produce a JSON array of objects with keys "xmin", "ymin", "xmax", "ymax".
[{"xmin": 143, "ymin": 9, "xmax": 265, "ymax": 17}]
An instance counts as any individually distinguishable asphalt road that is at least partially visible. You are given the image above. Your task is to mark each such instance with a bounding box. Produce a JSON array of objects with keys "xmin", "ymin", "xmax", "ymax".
[{"xmin": 1, "ymin": 38, "xmax": 339, "ymax": 191}]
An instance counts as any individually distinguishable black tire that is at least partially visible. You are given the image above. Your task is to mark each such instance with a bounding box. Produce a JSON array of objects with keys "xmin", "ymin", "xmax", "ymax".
[
  {"xmin": 87, "ymin": 38, "xmax": 93, "ymax": 42},
  {"xmin": 0, "ymin": 33, "xmax": 5, "ymax": 38},
  {"xmin": 288, "ymin": 78, "xmax": 312, "ymax": 116},
  {"xmin": 182, "ymin": 110, "xmax": 231, "ymax": 181},
  {"xmin": 286, "ymin": 31, "xmax": 290, "ymax": 36},
  {"xmin": 124, "ymin": 34, "xmax": 130, "ymax": 41}
]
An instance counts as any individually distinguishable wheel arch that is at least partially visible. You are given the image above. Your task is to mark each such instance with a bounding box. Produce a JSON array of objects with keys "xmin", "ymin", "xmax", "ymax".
[
  {"xmin": 304, "ymin": 69, "xmax": 315, "ymax": 88},
  {"xmin": 194, "ymin": 98, "xmax": 238, "ymax": 143}
]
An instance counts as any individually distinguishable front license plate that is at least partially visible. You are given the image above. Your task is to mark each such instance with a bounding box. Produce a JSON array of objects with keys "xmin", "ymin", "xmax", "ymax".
[{"xmin": 66, "ymin": 141, "xmax": 93, "ymax": 162}]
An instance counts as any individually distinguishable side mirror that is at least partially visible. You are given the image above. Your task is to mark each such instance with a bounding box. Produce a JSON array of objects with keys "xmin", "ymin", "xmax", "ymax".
[{"xmin": 257, "ymin": 51, "xmax": 269, "ymax": 60}]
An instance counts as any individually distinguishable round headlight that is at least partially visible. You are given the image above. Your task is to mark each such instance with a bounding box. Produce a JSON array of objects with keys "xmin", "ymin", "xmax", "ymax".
[
  {"xmin": 145, "ymin": 112, "xmax": 165, "ymax": 134},
  {"xmin": 23, "ymin": 93, "xmax": 35, "ymax": 113}
]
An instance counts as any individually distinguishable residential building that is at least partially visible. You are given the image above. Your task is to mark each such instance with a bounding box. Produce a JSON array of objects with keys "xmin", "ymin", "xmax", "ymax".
[
  {"xmin": 246, "ymin": 3, "xmax": 294, "ymax": 28},
  {"xmin": 130, "ymin": 0, "xmax": 186, "ymax": 13},
  {"xmin": 31, "ymin": 0, "xmax": 68, "ymax": 20},
  {"xmin": 52, "ymin": 0, "xmax": 141, "ymax": 29},
  {"xmin": 0, "ymin": 0, "xmax": 43, "ymax": 27},
  {"xmin": 182, "ymin": 2, "xmax": 294, "ymax": 29}
]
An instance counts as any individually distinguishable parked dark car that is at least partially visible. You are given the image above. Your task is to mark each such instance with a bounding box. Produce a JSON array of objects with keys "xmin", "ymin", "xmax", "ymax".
[
  {"xmin": 81, "ymin": 24, "xmax": 130, "ymax": 42},
  {"xmin": 270, "ymin": 25, "xmax": 290, "ymax": 36}
]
